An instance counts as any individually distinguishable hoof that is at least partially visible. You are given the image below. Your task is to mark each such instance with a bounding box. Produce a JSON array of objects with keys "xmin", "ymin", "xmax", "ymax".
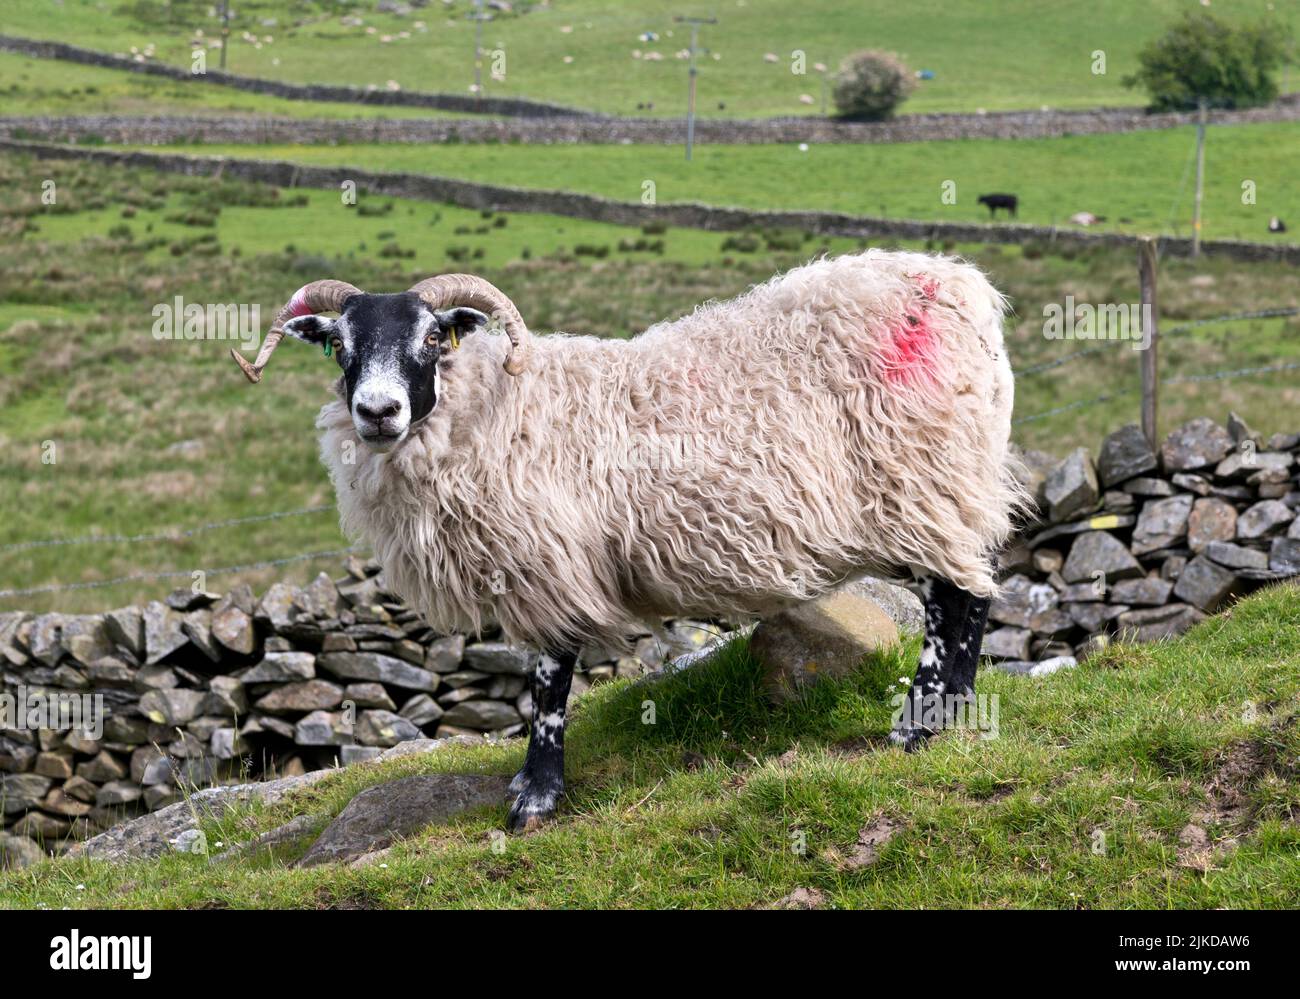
[
  {"xmin": 506, "ymin": 784, "xmax": 560, "ymax": 834},
  {"xmin": 888, "ymin": 725, "xmax": 931, "ymax": 753}
]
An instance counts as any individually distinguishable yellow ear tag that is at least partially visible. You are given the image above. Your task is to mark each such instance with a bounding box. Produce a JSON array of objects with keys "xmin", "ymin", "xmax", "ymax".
[{"xmin": 449, "ymin": 329, "xmax": 460, "ymax": 350}]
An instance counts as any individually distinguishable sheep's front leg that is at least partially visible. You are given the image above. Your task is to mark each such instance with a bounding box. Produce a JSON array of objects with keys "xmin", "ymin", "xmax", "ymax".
[
  {"xmin": 890, "ymin": 577, "xmax": 971, "ymax": 752},
  {"xmin": 507, "ymin": 649, "xmax": 575, "ymax": 833}
]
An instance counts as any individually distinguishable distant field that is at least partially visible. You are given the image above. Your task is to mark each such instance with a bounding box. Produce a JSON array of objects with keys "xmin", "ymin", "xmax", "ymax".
[
  {"xmin": 2, "ymin": 151, "xmax": 1299, "ymax": 612},
  {"xmin": 3, "ymin": 0, "xmax": 1298, "ymax": 117},
  {"xmin": 127, "ymin": 121, "xmax": 1300, "ymax": 245},
  {"xmin": 0, "ymin": 51, "xmax": 455, "ymax": 119}
]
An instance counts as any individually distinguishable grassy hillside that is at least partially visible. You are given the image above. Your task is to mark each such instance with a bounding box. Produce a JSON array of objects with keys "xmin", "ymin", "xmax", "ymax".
[
  {"xmin": 2, "ymin": 151, "xmax": 1299, "ymax": 612},
  {"xmin": 2, "ymin": 0, "xmax": 1297, "ymax": 117},
  {"xmin": 3, "ymin": 582, "xmax": 1299, "ymax": 909},
  {"xmin": 128, "ymin": 122, "xmax": 1300, "ymax": 245},
  {"xmin": 0, "ymin": 50, "xmax": 456, "ymax": 118}
]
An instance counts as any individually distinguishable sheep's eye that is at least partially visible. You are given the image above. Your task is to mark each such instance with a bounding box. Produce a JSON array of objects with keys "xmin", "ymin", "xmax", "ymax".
[
  {"xmin": 425, "ymin": 332, "xmax": 439, "ymax": 348},
  {"xmin": 329, "ymin": 336, "xmax": 343, "ymax": 355}
]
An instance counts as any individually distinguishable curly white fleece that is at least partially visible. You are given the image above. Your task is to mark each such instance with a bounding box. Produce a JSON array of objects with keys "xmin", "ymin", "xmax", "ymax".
[{"xmin": 316, "ymin": 250, "xmax": 1029, "ymax": 651}]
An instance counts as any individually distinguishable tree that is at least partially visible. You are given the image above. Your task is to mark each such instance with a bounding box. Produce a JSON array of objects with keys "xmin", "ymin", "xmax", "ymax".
[
  {"xmin": 831, "ymin": 50, "xmax": 915, "ymax": 121},
  {"xmin": 1123, "ymin": 11, "xmax": 1290, "ymax": 111}
]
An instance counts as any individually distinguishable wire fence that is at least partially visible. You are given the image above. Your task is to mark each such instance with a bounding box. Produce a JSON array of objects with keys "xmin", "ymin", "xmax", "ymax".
[
  {"xmin": 0, "ymin": 546, "xmax": 368, "ymax": 601},
  {"xmin": 1011, "ymin": 300, "xmax": 1300, "ymax": 426},
  {"xmin": 0, "ymin": 505, "xmax": 336, "ymax": 556},
  {"xmin": 1011, "ymin": 307, "xmax": 1300, "ymax": 380}
]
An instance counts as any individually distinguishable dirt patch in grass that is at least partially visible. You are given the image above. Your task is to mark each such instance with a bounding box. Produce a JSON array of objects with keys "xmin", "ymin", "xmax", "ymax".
[
  {"xmin": 829, "ymin": 814, "xmax": 905, "ymax": 871},
  {"xmin": 769, "ymin": 886, "xmax": 826, "ymax": 910},
  {"xmin": 1179, "ymin": 713, "xmax": 1296, "ymax": 870}
]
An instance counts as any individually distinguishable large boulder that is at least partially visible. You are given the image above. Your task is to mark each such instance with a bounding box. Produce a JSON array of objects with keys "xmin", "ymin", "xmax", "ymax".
[
  {"xmin": 296, "ymin": 774, "xmax": 513, "ymax": 867},
  {"xmin": 836, "ymin": 577, "xmax": 924, "ymax": 633},
  {"xmin": 66, "ymin": 770, "xmax": 334, "ymax": 861},
  {"xmin": 749, "ymin": 590, "xmax": 898, "ymax": 703}
]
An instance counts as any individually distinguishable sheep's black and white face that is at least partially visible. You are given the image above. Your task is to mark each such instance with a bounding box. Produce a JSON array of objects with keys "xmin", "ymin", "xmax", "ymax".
[{"xmin": 283, "ymin": 292, "xmax": 487, "ymax": 453}]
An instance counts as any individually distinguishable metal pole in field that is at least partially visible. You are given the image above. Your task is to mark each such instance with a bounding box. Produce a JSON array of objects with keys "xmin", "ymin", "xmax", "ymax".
[
  {"xmin": 1138, "ymin": 237, "xmax": 1160, "ymax": 448},
  {"xmin": 470, "ymin": 0, "xmax": 488, "ymax": 104},
  {"xmin": 219, "ymin": 0, "xmax": 230, "ymax": 71},
  {"xmin": 675, "ymin": 15, "xmax": 717, "ymax": 161},
  {"xmin": 1192, "ymin": 96, "xmax": 1207, "ymax": 257}
]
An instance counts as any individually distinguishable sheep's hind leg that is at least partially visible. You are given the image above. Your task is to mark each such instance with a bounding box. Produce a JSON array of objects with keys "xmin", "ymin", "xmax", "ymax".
[
  {"xmin": 889, "ymin": 577, "xmax": 971, "ymax": 752},
  {"xmin": 949, "ymin": 594, "xmax": 991, "ymax": 700},
  {"xmin": 507, "ymin": 649, "xmax": 575, "ymax": 833}
]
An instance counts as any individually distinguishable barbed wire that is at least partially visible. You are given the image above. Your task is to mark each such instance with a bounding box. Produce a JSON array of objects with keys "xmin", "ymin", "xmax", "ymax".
[
  {"xmin": 0, "ymin": 505, "xmax": 336, "ymax": 555},
  {"xmin": 0, "ymin": 546, "xmax": 368, "ymax": 600},
  {"xmin": 1165, "ymin": 359, "xmax": 1300, "ymax": 385},
  {"xmin": 1013, "ymin": 388, "xmax": 1136, "ymax": 426},
  {"xmin": 1014, "ymin": 356, "xmax": 1300, "ymax": 426},
  {"xmin": 1013, "ymin": 306, "xmax": 1300, "ymax": 379}
]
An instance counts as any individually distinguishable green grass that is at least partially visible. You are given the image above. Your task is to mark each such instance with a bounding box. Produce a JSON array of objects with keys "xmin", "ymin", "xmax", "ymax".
[
  {"xmin": 126, "ymin": 121, "xmax": 1300, "ymax": 245},
  {"xmin": 3, "ymin": 151, "xmax": 1300, "ymax": 612},
  {"xmin": 4, "ymin": 582, "xmax": 1299, "ymax": 909},
  {"xmin": 0, "ymin": 50, "xmax": 457, "ymax": 118},
  {"xmin": 3, "ymin": 0, "xmax": 1298, "ymax": 117}
]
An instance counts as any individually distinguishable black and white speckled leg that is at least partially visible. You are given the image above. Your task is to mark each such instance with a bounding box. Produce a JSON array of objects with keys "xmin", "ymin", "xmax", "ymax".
[
  {"xmin": 949, "ymin": 594, "xmax": 990, "ymax": 699},
  {"xmin": 890, "ymin": 577, "xmax": 971, "ymax": 752},
  {"xmin": 507, "ymin": 649, "xmax": 574, "ymax": 833}
]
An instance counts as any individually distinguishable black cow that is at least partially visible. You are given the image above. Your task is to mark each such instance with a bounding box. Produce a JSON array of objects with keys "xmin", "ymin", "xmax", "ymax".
[{"xmin": 977, "ymin": 193, "xmax": 1018, "ymax": 219}]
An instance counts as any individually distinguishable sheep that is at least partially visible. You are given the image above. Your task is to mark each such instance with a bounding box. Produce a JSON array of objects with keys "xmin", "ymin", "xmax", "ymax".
[{"xmin": 231, "ymin": 250, "xmax": 1028, "ymax": 831}]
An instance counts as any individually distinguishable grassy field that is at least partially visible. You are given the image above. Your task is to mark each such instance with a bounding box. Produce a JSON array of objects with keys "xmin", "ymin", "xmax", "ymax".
[
  {"xmin": 2, "ymin": 151, "xmax": 1299, "ymax": 613},
  {"xmin": 127, "ymin": 121, "xmax": 1300, "ymax": 244},
  {"xmin": 3, "ymin": 582, "xmax": 1298, "ymax": 909},
  {"xmin": 0, "ymin": 50, "xmax": 456, "ymax": 118},
  {"xmin": 3, "ymin": 0, "xmax": 1297, "ymax": 117}
]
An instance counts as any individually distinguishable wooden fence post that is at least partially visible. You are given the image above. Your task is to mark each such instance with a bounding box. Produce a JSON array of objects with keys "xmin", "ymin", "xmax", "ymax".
[{"xmin": 1138, "ymin": 237, "xmax": 1159, "ymax": 448}]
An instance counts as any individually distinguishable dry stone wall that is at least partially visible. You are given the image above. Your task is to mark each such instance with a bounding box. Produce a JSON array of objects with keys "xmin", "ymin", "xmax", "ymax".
[
  {"xmin": 3, "ymin": 102, "xmax": 1300, "ymax": 146},
  {"xmin": 0, "ymin": 555, "xmax": 722, "ymax": 861},
  {"xmin": 992, "ymin": 414, "xmax": 1300, "ymax": 673}
]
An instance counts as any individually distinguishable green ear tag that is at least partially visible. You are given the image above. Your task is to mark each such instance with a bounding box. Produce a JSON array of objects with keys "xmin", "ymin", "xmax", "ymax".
[{"xmin": 323, "ymin": 339, "xmax": 332, "ymax": 358}]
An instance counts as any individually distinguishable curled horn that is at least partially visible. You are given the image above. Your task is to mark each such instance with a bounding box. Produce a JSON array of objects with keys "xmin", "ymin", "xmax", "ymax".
[
  {"xmin": 230, "ymin": 279, "xmax": 363, "ymax": 384},
  {"xmin": 408, "ymin": 274, "xmax": 531, "ymax": 376}
]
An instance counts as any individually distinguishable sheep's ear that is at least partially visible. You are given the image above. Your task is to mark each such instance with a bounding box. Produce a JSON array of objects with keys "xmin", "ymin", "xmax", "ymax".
[
  {"xmin": 435, "ymin": 307, "xmax": 490, "ymax": 342},
  {"xmin": 282, "ymin": 314, "xmax": 336, "ymax": 345}
]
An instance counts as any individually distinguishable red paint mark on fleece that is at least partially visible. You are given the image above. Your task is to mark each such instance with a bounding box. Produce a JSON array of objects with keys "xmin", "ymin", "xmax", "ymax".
[{"xmin": 880, "ymin": 280, "xmax": 941, "ymax": 383}]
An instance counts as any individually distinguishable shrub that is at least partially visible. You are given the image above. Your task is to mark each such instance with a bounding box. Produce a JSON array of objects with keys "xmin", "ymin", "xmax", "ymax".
[
  {"xmin": 720, "ymin": 234, "xmax": 759, "ymax": 253},
  {"xmin": 1123, "ymin": 12, "xmax": 1290, "ymax": 111},
  {"xmin": 831, "ymin": 50, "xmax": 915, "ymax": 121}
]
